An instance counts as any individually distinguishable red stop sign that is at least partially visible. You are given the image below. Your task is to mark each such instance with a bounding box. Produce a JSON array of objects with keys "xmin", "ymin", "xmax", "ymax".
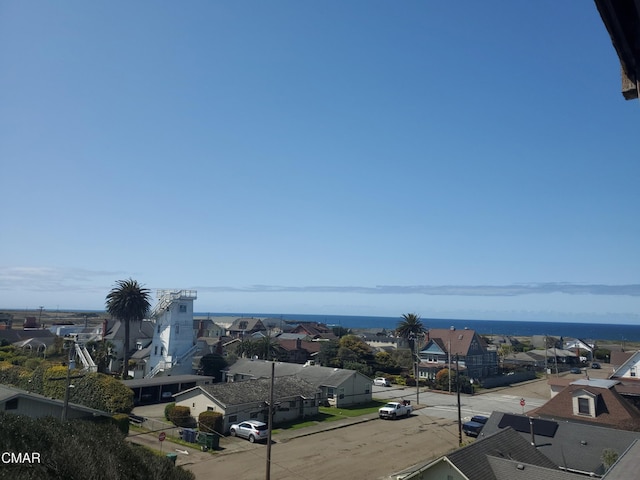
[
  {"xmin": 520, "ymin": 398, "xmax": 525, "ymax": 407},
  {"xmin": 159, "ymin": 432, "xmax": 166, "ymax": 442}
]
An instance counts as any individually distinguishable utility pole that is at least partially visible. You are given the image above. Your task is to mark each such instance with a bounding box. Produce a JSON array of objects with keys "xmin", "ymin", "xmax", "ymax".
[
  {"xmin": 266, "ymin": 361, "xmax": 275, "ymax": 480},
  {"xmin": 61, "ymin": 338, "xmax": 73, "ymax": 422},
  {"xmin": 456, "ymin": 355, "xmax": 462, "ymax": 446},
  {"xmin": 414, "ymin": 333, "xmax": 420, "ymax": 405}
]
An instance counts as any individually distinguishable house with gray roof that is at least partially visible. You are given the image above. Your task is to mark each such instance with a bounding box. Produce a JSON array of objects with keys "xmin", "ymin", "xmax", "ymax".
[
  {"xmin": 0, "ymin": 385, "xmax": 111, "ymax": 421},
  {"xmin": 480, "ymin": 411, "xmax": 640, "ymax": 476},
  {"xmin": 224, "ymin": 358, "xmax": 373, "ymax": 407},
  {"xmin": 227, "ymin": 317, "xmax": 267, "ymax": 338},
  {"xmin": 173, "ymin": 375, "xmax": 319, "ymax": 433},
  {"xmin": 400, "ymin": 427, "xmax": 584, "ymax": 480}
]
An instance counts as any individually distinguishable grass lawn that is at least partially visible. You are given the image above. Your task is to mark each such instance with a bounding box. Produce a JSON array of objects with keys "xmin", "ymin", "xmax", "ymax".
[{"xmin": 272, "ymin": 400, "xmax": 387, "ymax": 433}]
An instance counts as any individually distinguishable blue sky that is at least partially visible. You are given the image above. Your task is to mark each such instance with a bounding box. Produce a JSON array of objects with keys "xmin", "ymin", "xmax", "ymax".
[{"xmin": 1, "ymin": 1, "xmax": 639, "ymax": 323}]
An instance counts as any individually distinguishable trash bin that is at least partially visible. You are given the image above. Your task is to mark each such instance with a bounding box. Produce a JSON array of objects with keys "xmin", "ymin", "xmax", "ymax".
[
  {"xmin": 183, "ymin": 428, "xmax": 196, "ymax": 443},
  {"xmin": 197, "ymin": 432, "xmax": 219, "ymax": 451},
  {"xmin": 166, "ymin": 453, "xmax": 177, "ymax": 465}
]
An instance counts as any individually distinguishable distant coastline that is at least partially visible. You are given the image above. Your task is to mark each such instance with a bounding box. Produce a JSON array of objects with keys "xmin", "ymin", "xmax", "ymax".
[
  {"xmin": 3, "ymin": 308, "xmax": 639, "ymax": 343},
  {"xmin": 200, "ymin": 312, "xmax": 640, "ymax": 343}
]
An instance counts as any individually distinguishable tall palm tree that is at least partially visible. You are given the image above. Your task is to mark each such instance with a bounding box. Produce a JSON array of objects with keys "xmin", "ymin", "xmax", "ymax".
[
  {"xmin": 105, "ymin": 278, "xmax": 151, "ymax": 378},
  {"xmin": 396, "ymin": 313, "xmax": 427, "ymax": 352}
]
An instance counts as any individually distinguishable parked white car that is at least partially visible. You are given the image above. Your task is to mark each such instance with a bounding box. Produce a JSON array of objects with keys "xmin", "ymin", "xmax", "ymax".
[
  {"xmin": 373, "ymin": 377, "xmax": 391, "ymax": 387},
  {"xmin": 229, "ymin": 420, "xmax": 269, "ymax": 443}
]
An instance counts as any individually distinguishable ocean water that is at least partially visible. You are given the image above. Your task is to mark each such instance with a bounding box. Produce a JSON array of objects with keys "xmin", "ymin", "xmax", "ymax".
[{"xmin": 199, "ymin": 312, "xmax": 640, "ymax": 343}]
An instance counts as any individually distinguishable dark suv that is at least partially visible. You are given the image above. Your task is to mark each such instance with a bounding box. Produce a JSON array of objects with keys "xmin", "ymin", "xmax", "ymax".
[{"xmin": 591, "ymin": 362, "xmax": 601, "ymax": 369}]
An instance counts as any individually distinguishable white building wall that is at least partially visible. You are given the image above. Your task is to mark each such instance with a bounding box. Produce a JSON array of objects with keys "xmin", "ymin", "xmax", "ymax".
[{"xmin": 148, "ymin": 290, "xmax": 197, "ymax": 376}]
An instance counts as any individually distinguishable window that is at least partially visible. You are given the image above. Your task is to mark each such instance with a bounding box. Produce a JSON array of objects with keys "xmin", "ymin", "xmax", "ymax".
[
  {"xmin": 154, "ymin": 346, "xmax": 158, "ymax": 355},
  {"xmin": 578, "ymin": 397, "xmax": 590, "ymax": 415},
  {"xmin": 161, "ymin": 346, "xmax": 164, "ymax": 356},
  {"xmin": 631, "ymin": 367, "xmax": 636, "ymax": 377},
  {"xmin": 228, "ymin": 415, "xmax": 237, "ymax": 423},
  {"xmin": 157, "ymin": 325, "xmax": 160, "ymax": 334},
  {"xmin": 179, "ymin": 304, "xmax": 187, "ymax": 313},
  {"xmin": 327, "ymin": 387, "xmax": 335, "ymax": 399},
  {"xmin": 5, "ymin": 398, "xmax": 18, "ymax": 410},
  {"xmin": 289, "ymin": 400, "xmax": 297, "ymax": 408},
  {"xmin": 176, "ymin": 324, "xmax": 180, "ymax": 334},
  {"xmin": 207, "ymin": 406, "xmax": 214, "ymax": 411}
]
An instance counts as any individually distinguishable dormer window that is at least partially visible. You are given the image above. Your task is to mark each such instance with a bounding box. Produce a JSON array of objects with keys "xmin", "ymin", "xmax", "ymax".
[
  {"xmin": 572, "ymin": 390, "xmax": 598, "ymax": 418},
  {"xmin": 578, "ymin": 397, "xmax": 590, "ymax": 415}
]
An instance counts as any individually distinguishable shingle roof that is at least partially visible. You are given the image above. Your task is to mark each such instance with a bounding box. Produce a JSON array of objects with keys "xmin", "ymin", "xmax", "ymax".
[
  {"xmin": 529, "ymin": 381, "xmax": 640, "ymax": 431},
  {"xmin": 427, "ymin": 328, "xmax": 487, "ymax": 356},
  {"xmin": 447, "ymin": 428, "xmax": 557, "ymax": 480},
  {"xmin": 226, "ymin": 358, "xmax": 364, "ymax": 388},
  {"xmin": 487, "ymin": 456, "xmax": 585, "ymax": 480},
  {"xmin": 195, "ymin": 375, "xmax": 318, "ymax": 408},
  {"xmin": 228, "ymin": 318, "xmax": 265, "ymax": 332},
  {"xmin": 481, "ymin": 411, "xmax": 640, "ymax": 475}
]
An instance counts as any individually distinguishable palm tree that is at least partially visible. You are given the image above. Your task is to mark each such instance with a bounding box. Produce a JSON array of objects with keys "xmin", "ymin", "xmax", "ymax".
[
  {"xmin": 255, "ymin": 334, "xmax": 282, "ymax": 361},
  {"xmin": 396, "ymin": 313, "xmax": 426, "ymax": 352},
  {"xmin": 105, "ymin": 278, "xmax": 151, "ymax": 378}
]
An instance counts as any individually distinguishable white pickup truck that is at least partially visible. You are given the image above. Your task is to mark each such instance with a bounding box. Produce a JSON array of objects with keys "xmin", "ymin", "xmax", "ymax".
[{"xmin": 378, "ymin": 400, "xmax": 412, "ymax": 419}]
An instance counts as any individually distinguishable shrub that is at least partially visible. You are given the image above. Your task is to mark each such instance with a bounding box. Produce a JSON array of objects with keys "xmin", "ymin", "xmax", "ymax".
[
  {"xmin": 165, "ymin": 402, "xmax": 176, "ymax": 422},
  {"xmin": 72, "ymin": 373, "xmax": 134, "ymax": 414},
  {"xmin": 198, "ymin": 411, "xmax": 223, "ymax": 435},
  {"xmin": 169, "ymin": 406, "xmax": 194, "ymax": 427},
  {"xmin": 110, "ymin": 413, "xmax": 130, "ymax": 436},
  {"xmin": 0, "ymin": 412, "xmax": 195, "ymax": 480}
]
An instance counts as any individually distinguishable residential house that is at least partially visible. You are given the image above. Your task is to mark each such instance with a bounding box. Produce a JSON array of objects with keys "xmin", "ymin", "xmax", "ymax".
[
  {"xmin": 224, "ymin": 358, "xmax": 373, "ymax": 407},
  {"xmin": 564, "ymin": 338, "xmax": 595, "ymax": 361},
  {"xmin": 418, "ymin": 327, "xmax": 498, "ymax": 382},
  {"xmin": 610, "ymin": 351, "xmax": 634, "ymax": 372},
  {"xmin": 528, "ymin": 378, "xmax": 640, "ymax": 431},
  {"xmin": 0, "ymin": 385, "xmax": 111, "ymax": 421},
  {"xmin": 531, "ymin": 335, "xmax": 563, "ymax": 349},
  {"xmin": 481, "ymin": 412, "xmax": 640, "ymax": 476},
  {"xmin": 0, "ymin": 327, "xmax": 57, "ymax": 360},
  {"xmin": 194, "ymin": 318, "xmax": 225, "ymax": 339},
  {"xmin": 503, "ymin": 348, "xmax": 578, "ymax": 372},
  {"xmin": 227, "ymin": 317, "xmax": 267, "ymax": 339},
  {"xmin": 360, "ymin": 332, "xmax": 400, "ymax": 353},
  {"xmin": 610, "ymin": 350, "xmax": 640, "ymax": 380},
  {"xmin": 122, "ymin": 374, "xmax": 214, "ymax": 405},
  {"xmin": 173, "ymin": 375, "xmax": 319, "ymax": 433},
  {"xmin": 276, "ymin": 337, "xmax": 322, "ymax": 364},
  {"xmin": 102, "ymin": 318, "xmax": 154, "ymax": 375},
  {"xmin": 289, "ymin": 322, "xmax": 337, "ymax": 340},
  {"xmin": 400, "ymin": 427, "xmax": 583, "ymax": 480}
]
